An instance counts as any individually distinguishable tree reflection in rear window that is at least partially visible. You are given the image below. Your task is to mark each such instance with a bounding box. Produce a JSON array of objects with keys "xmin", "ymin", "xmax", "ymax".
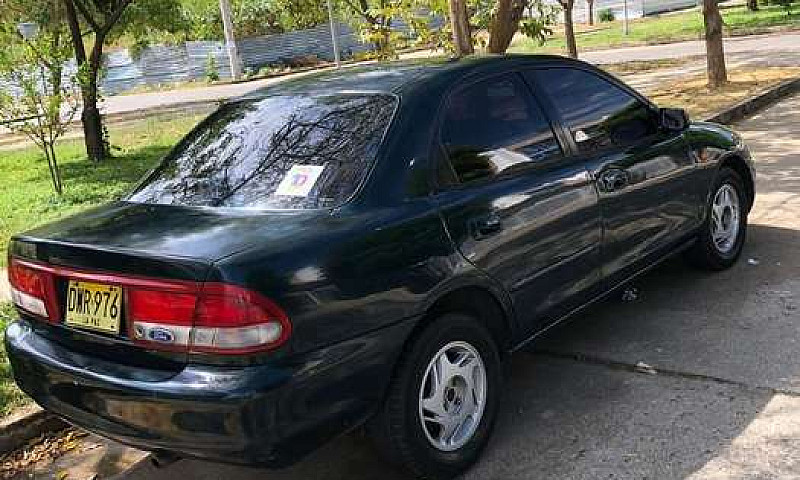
[{"xmin": 128, "ymin": 93, "xmax": 397, "ymax": 209}]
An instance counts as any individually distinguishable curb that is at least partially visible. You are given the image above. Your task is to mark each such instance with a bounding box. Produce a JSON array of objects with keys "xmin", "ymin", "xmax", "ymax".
[
  {"xmin": 705, "ymin": 77, "xmax": 800, "ymax": 124},
  {"xmin": 0, "ymin": 405, "xmax": 67, "ymax": 454}
]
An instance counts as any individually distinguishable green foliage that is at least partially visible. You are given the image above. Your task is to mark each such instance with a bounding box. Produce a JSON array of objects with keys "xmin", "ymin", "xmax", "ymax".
[
  {"xmin": 205, "ymin": 52, "xmax": 220, "ymax": 82},
  {"xmin": 519, "ymin": 1, "xmax": 560, "ymax": 45},
  {"xmin": 598, "ymin": 7, "xmax": 615, "ymax": 21},
  {"xmin": 179, "ymin": 0, "xmax": 328, "ymax": 41},
  {"xmin": 0, "ymin": 20, "xmax": 78, "ymax": 195}
]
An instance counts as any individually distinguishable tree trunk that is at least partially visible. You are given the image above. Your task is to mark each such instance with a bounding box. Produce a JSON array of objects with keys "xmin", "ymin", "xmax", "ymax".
[
  {"xmin": 487, "ymin": 0, "xmax": 526, "ymax": 54},
  {"xmin": 449, "ymin": 0, "xmax": 474, "ymax": 56},
  {"xmin": 81, "ymin": 38, "xmax": 108, "ymax": 162},
  {"xmin": 703, "ymin": 0, "xmax": 727, "ymax": 88},
  {"xmin": 563, "ymin": 1, "xmax": 578, "ymax": 58},
  {"xmin": 746, "ymin": 0, "xmax": 759, "ymax": 11},
  {"xmin": 63, "ymin": 0, "xmax": 106, "ymax": 161},
  {"xmin": 587, "ymin": 0, "xmax": 595, "ymax": 25}
]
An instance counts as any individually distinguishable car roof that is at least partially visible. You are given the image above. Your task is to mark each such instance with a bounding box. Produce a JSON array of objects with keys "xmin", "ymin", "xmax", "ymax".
[{"xmin": 238, "ymin": 54, "xmax": 583, "ymax": 100}]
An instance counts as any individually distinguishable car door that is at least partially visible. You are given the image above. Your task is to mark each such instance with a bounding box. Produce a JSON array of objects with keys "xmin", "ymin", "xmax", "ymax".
[
  {"xmin": 433, "ymin": 71, "xmax": 602, "ymax": 337},
  {"xmin": 528, "ymin": 66, "xmax": 703, "ymax": 288}
]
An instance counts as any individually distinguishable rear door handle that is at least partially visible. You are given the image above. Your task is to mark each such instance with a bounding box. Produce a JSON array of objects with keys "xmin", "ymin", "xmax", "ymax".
[
  {"xmin": 599, "ymin": 168, "xmax": 629, "ymax": 192},
  {"xmin": 470, "ymin": 213, "xmax": 503, "ymax": 240}
]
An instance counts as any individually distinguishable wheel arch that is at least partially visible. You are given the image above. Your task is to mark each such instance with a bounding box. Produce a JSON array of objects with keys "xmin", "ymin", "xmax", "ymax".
[
  {"xmin": 719, "ymin": 153, "xmax": 755, "ymax": 211},
  {"xmin": 412, "ymin": 282, "xmax": 516, "ymax": 355}
]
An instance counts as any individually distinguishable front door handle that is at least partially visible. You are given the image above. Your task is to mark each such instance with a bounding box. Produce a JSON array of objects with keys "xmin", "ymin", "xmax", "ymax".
[
  {"xmin": 599, "ymin": 168, "xmax": 629, "ymax": 192},
  {"xmin": 470, "ymin": 213, "xmax": 503, "ymax": 240}
]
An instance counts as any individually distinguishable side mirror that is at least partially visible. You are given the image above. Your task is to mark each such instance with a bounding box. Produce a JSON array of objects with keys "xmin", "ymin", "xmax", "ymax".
[{"xmin": 659, "ymin": 107, "xmax": 689, "ymax": 131}]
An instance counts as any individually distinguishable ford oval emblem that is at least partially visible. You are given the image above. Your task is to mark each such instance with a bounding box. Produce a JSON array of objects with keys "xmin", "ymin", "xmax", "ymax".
[{"xmin": 148, "ymin": 327, "xmax": 175, "ymax": 344}]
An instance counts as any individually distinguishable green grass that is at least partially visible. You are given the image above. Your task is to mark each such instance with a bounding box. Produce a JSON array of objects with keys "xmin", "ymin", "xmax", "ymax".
[
  {"xmin": 0, "ymin": 114, "xmax": 206, "ymax": 267},
  {"xmin": 511, "ymin": 4, "xmax": 800, "ymax": 54},
  {"xmin": 0, "ymin": 302, "xmax": 27, "ymax": 417}
]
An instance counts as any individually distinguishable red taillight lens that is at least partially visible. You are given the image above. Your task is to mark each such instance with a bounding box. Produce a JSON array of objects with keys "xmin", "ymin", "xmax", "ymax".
[
  {"xmin": 129, "ymin": 289, "xmax": 197, "ymax": 326},
  {"xmin": 190, "ymin": 284, "xmax": 291, "ymax": 354},
  {"xmin": 8, "ymin": 259, "xmax": 55, "ymax": 320},
  {"xmin": 128, "ymin": 282, "xmax": 290, "ymax": 355}
]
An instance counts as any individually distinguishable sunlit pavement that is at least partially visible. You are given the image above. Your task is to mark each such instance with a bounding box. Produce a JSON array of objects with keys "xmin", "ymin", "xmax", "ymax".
[{"xmin": 71, "ymin": 95, "xmax": 796, "ymax": 479}]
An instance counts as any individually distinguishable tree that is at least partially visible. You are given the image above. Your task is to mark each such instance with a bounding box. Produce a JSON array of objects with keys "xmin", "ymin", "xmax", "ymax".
[
  {"xmin": 62, "ymin": 0, "xmax": 185, "ymax": 162},
  {"xmin": 586, "ymin": 0, "xmax": 594, "ymax": 25},
  {"xmin": 449, "ymin": 0, "xmax": 473, "ymax": 56},
  {"xmin": 558, "ymin": 0, "xmax": 577, "ymax": 58},
  {"xmin": 482, "ymin": 0, "xmax": 558, "ymax": 53},
  {"xmin": 0, "ymin": 17, "xmax": 79, "ymax": 194},
  {"xmin": 487, "ymin": 0, "xmax": 527, "ymax": 53},
  {"xmin": 702, "ymin": 0, "xmax": 727, "ymax": 88},
  {"xmin": 746, "ymin": 0, "xmax": 759, "ymax": 11}
]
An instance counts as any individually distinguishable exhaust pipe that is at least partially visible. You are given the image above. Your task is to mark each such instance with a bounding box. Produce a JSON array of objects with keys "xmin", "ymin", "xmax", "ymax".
[{"xmin": 151, "ymin": 452, "xmax": 181, "ymax": 469}]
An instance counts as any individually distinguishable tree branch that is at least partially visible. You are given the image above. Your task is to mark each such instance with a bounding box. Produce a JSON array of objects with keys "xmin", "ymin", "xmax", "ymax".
[
  {"xmin": 71, "ymin": 0, "xmax": 101, "ymax": 32},
  {"xmin": 101, "ymin": 0, "xmax": 134, "ymax": 36}
]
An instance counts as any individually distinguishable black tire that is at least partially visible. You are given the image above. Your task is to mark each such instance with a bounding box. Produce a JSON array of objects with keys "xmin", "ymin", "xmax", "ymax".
[
  {"xmin": 367, "ymin": 313, "xmax": 502, "ymax": 480},
  {"xmin": 687, "ymin": 167, "xmax": 748, "ymax": 270}
]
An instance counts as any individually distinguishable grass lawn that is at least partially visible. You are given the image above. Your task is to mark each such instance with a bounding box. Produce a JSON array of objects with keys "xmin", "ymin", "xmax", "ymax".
[
  {"xmin": 511, "ymin": 4, "xmax": 800, "ymax": 54},
  {"xmin": 0, "ymin": 113, "xmax": 206, "ymax": 267},
  {"xmin": 0, "ymin": 302, "xmax": 27, "ymax": 417}
]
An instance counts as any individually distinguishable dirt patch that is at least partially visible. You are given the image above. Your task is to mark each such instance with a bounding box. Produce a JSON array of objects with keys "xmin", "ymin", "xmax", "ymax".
[{"xmin": 647, "ymin": 67, "xmax": 800, "ymax": 118}]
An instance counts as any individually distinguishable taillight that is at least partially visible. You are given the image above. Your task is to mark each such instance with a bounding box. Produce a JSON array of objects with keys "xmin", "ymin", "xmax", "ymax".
[
  {"xmin": 8, "ymin": 259, "xmax": 56, "ymax": 320},
  {"xmin": 129, "ymin": 282, "xmax": 291, "ymax": 355}
]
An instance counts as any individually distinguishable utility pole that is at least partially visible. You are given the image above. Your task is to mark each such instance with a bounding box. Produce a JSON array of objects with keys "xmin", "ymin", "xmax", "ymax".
[
  {"xmin": 219, "ymin": 0, "xmax": 242, "ymax": 80},
  {"xmin": 326, "ymin": 0, "xmax": 341, "ymax": 68},
  {"xmin": 622, "ymin": 0, "xmax": 629, "ymax": 35}
]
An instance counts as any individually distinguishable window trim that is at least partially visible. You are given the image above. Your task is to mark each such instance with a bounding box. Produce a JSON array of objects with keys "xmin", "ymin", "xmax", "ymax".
[{"xmin": 430, "ymin": 70, "xmax": 568, "ymax": 193}]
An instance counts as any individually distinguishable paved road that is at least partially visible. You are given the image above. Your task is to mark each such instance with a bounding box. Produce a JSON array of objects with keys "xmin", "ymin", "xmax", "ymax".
[
  {"xmin": 102, "ymin": 94, "xmax": 800, "ymax": 479},
  {"xmin": 98, "ymin": 32, "xmax": 800, "ymax": 118}
]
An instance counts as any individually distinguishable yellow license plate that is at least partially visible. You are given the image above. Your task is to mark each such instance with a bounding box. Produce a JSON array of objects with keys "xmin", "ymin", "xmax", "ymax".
[{"xmin": 65, "ymin": 281, "xmax": 122, "ymax": 335}]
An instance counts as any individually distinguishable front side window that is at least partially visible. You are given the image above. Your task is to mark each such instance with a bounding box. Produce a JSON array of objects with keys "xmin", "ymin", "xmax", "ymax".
[
  {"xmin": 129, "ymin": 94, "xmax": 397, "ymax": 209},
  {"xmin": 439, "ymin": 73, "xmax": 562, "ymax": 186},
  {"xmin": 532, "ymin": 68, "xmax": 658, "ymax": 153}
]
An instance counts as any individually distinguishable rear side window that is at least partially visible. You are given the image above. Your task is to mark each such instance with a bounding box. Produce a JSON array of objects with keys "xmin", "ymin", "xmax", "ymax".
[
  {"xmin": 532, "ymin": 68, "xmax": 658, "ymax": 153},
  {"xmin": 440, "ymin": 73, "xmax": 562, "ymax": 185},
  {"xmin": 129, "ymin": 94, "xmax": 396, "ymax": 209}
]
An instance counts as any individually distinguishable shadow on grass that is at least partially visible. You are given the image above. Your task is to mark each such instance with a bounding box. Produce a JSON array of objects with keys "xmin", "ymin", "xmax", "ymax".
[{"xmin": 33, "ymin": 145, "xmax": 171, "ymax": 207}]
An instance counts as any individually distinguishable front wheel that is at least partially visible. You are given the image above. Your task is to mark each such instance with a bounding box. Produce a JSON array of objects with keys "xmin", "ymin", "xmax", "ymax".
[
  {"xmin": 687, "ymin": 167, "xmax": 748, "ymax": 270},
  {"xmin": 368, "ymin": 313, "xmax": 502, "ymax": 479}
]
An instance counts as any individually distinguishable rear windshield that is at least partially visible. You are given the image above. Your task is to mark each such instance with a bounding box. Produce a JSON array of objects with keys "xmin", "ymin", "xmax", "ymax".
[{"xmin": 128, "ymin": 93, "xmax": 397, "ymax": 209}]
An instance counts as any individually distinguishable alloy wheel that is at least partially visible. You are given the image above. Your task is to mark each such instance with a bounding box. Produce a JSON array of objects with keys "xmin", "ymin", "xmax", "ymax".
[
  {"xmin": 711, "ymin": 183, "xmax": 741, "ymax": 254},
  {"xmin": 418, "ymin": 341, "xmax": 487, "ymax": 452}
]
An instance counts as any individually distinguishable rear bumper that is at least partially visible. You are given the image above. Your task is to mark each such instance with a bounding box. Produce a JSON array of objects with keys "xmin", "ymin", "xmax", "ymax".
[{"xmin": 5, "ymin": 318, "xmax": 414, "ymax": 467}]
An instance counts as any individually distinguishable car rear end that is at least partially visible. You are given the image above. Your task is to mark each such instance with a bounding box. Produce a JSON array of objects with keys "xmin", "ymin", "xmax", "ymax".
[
  {"xmin": 5, "ymin": 90, "xmax": 402, "ymax": 466},
  {"xmin": 5, "ymin": 236, "xmax": 299, "ymax": 465}
]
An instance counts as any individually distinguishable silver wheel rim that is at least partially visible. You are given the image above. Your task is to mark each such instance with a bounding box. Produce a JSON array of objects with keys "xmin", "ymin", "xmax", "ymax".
[
  {"xmin": 418, "ymin": 341, "xmax": 487, "ymax": 452},
  {"xmin": 711, "ymin": 183, "xmax": 741, "ymax": 254}
]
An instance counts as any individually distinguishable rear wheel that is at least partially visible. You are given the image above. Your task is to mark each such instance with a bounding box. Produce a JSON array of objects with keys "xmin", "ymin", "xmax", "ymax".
[
  {"xmin": 368, "ymin": 313, "xmax": 501, "ymax": 479},
  {"xmin": 687, "ymin": 167, "xmax": 748, "ymax": 270}
]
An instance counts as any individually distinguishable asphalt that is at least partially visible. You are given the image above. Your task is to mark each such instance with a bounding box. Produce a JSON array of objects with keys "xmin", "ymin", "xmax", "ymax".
[{"xmin": 94, "ymin": 94, "xmax": 800, "ymax": 479}]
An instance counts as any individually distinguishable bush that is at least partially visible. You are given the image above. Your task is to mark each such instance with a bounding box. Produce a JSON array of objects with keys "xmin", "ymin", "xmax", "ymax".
[
  {"xmin": 205, "ymin": 53, "xmax": 220, "ymax": 82},
  {"xmin": 599, "ymin": 8, "xmax": 615, "ymax": 22}
]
